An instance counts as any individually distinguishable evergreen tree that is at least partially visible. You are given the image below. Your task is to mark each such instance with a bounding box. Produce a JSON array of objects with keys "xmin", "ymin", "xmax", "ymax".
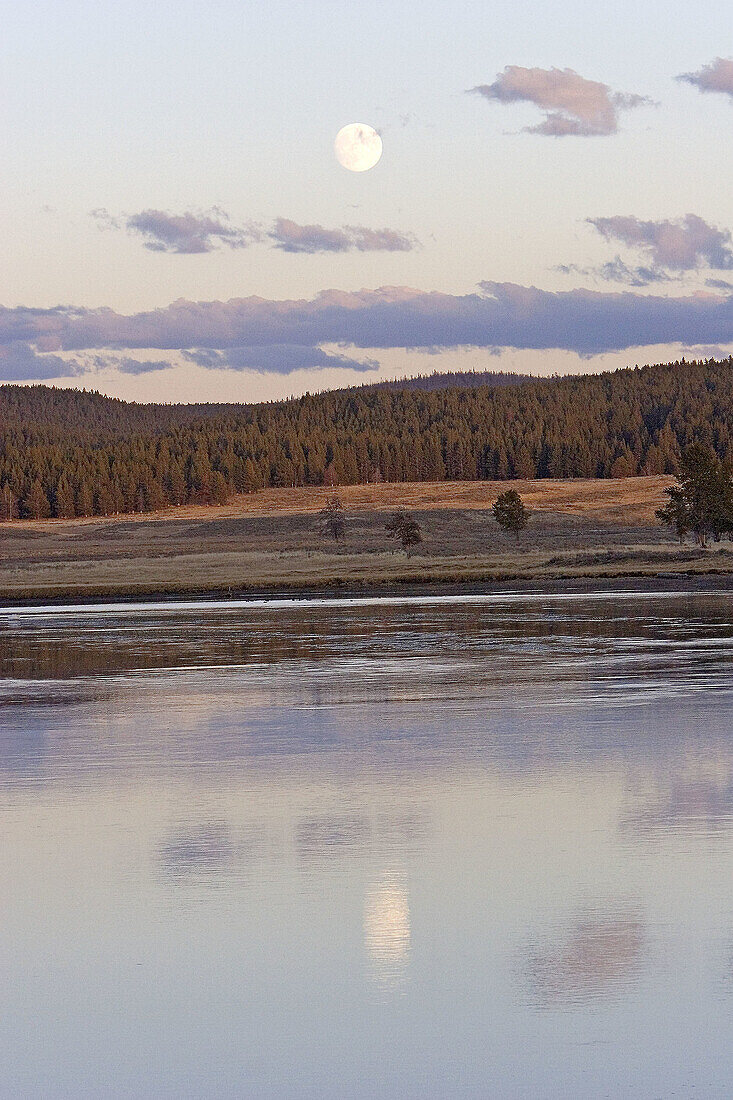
[
  {"xmin": 656, "ymin": 443, "xmax": 733, "ymax": 547},
  {"xmin": 25, "ymin": 479, "xmax": 51, "ymax": 519},
  {"xmin": 492, "ymin": 489, "xmax": 529, "ymax": 541},
  {"xmin": 656, "ymin": 487, "xmax": 690, "ymax": 544},
  {"xmin": 54, "ymin": 476, "xmax": 76, "ymax": 519},
  {"xmin": 0, "ymin": 482, "xmax": 17, "ymax": 520},
  {"xmin": 385, "ymin": 509, "xmax": 422, "ymax": 554},
  {"xmin": 320, "ymin": 496, "xmax": 346, "ymax": 541}
]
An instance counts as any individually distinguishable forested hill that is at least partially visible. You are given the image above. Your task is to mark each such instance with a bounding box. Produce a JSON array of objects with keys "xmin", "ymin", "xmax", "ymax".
[
  {"xmin": 1, "ymin": 357, "xmax": 732, "ymax": 519},
  {"xmin": 366, "ymin": 369, "xmax": 535, "ymax": 392}
]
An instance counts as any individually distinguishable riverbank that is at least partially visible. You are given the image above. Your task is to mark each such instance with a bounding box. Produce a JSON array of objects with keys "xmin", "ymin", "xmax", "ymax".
[{"xmin": 2, "ymin": 476, "xmax": 731, "ymax": 605}]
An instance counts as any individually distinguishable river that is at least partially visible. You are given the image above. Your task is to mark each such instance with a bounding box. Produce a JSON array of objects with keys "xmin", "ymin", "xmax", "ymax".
[{"xmin": 1, "ymin": 589, "xmax": 732, "ymax": 1097}]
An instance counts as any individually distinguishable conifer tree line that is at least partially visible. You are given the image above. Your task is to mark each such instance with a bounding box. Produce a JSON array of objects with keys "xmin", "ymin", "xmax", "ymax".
[{"xmin": 1, "ymin": 357, "xmax": 733, "ymax": 520}]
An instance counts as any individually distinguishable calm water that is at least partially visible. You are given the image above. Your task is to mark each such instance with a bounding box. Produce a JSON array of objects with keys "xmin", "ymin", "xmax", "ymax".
[{"xmin": 2, "ymin": 589, "xmax": 733, "ymax": 1098}]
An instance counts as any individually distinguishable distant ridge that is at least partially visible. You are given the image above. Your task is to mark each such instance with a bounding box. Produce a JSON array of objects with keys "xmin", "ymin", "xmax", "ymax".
[
  {"xmin": 1, "ymin": 357, "xmax": 732, "ymax": 519},
  {"xmin": 364, "ymin": 369, "xmax": 535, "ymax": 392}
]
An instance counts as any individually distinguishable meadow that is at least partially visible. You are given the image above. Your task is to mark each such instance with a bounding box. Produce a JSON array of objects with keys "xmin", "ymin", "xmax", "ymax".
[{"xmin": 3, "ymin": 475, "xmax": 732, "ymax": 602}]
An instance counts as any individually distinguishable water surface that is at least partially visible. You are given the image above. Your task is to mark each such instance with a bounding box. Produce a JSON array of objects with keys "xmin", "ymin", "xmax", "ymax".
[{"xmin": 1, "ymin": 590, "xmax": 733, "ymax": 1098}]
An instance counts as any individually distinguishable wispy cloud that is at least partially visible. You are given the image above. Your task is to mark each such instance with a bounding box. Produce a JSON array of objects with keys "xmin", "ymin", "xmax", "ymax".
[
  {"xmin": 109, "ymin": 356, "xmax": 173, "ymax": 375},
  {"xmin": 94, "ymin": 209, "xmax": 418, "ymax": 256},
  {"xmin": 93, "ymin": 207, "xmax": 260, "ymax": 254},
  {"xmin": 469, "ymin": 65, "xmax": 651, "ymax": 136},
  {"xmin": 346, "ymin": 226, "xmax": 416, "ymax": 253},
  {"xmin": 588, "ymin": 214, "xmax": 733, "ymax": 274},
  {"xmin": 269, "ymin": 218, "xmax": 352, "ymax": 253},
  {"xmin": 269, "ymin": 218, "xmax": 416, "ymax": 254},
  {"xmin": 678, "ymin": 57, "xmax": 733, "ymax": 100},
  {"xmin": 182, "ymin": 344, "xmax": 378, "ymax": 374},
  {"xmin": 556, "ymin": 258, "xmax": 674, "ymax": 287}
]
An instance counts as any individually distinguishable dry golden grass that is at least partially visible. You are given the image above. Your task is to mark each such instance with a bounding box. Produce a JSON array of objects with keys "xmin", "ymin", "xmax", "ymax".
[
  {"xmin": 1, "ymin": 476, "xmax": 673, "ymax": 533},
  {"xmin": 3, "ymin": 475, "xmax": 728, "ymax": 602}
]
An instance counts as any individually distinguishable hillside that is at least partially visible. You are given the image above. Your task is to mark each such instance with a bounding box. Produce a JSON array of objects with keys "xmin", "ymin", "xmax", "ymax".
[
  {"xmin": 1, "ymin": 357, "xmax": 732, "ymax": 520},
  {"xmin": 365, "ymin": 368, "xmax": 535, "ymax": 392}
]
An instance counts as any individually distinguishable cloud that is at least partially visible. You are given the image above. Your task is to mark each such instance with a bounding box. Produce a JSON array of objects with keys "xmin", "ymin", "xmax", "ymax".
[
  {"xmin": 678, "ymin": 57, "xmax": 733, "ymax": 100},
  {"xmin": 122, "ymin": 208, "xmax": 258, "ymax": 254},
  {"xmin": 589, "ymin": 214, "xmax": 733, "ymax": 272},
  {"xmin": 269, "ymin": 218, "xmax": 351, "ymax": 253},
  {"xmin": 112, "ymin": 357, "xmax": 172, "ymax": 375},
  {"xmin": 469, "ymin": 65, "xmax": 650, "ymax": 136},
  {"xmin": 182, "ymin": 344, "xmax": 378, "ymax": 374},
  {"xmin": 347, "ymin": 226, "xmax": 416, "ymax": 253},
  {"xmin": 268, "ymin": 218, "xmax": 416, "ymax": 254},
  {"xmin": 557, "ymin": 258, "xmax": 674, "ymax": 287},
  {"xmin": 0, "ymin": 342, "xmax": 79, "ymax": 382},
  {"xmin": 1, "ymin": 283, "xmax": 733, "ymax": 376},
  {"xmin": 678, "ymin": 344, "xmax": 732, "ymax": 361},
  {"xmin": 95, "ymin": 209, "xmax": 417, "ymax": 257}
]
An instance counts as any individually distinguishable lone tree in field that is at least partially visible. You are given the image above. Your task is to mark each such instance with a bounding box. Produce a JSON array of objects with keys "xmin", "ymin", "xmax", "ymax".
[
  {"xmin": 492, "ymin": 489, "xmax": 528, "ymax": 541},
  {"xmin": 656, "ymin": 443, "xmax": 733, "ymax": 548},
  {"xmin": 320, "ymin": 495, "xmax": 346, "ymax": 541},
  {"xmin": 385, "ymin": 509, "xmax": 422, "ymax": 554}
]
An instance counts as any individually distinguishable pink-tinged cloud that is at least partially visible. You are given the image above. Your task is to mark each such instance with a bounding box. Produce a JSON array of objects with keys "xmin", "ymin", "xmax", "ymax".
[
  {"xmin": 470, "ymin": 65, "xmax": 651, "ymax": 136},
  {"xmin": 269, "ymin": 218, "xmax": 416, "ymax": 254},
  {"xmin": 122, "ymin": 209, "xmax": 259, "ymax": 253},
  {"xmin": 269, "ymin": 218, "xmax": 352, "ymax": 253},
  {"xmin": 3, "ymin": 283, "xmax": 733, "ymax": 380},
  {"xmin": 589, "ymin": 214, "xmax": 733, "ymax": 272},
  {"xmin": 95, "ymin": 209, "xmax": 418, "ymax": 256},
  {"xmin": 678, "ymin": 57, "xmax": 733, "ymax": 99}
]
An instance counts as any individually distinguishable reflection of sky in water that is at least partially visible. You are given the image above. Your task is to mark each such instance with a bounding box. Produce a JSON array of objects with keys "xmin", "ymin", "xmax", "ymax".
[{"xmin": 1, "ymin": 590, "xmax": 733, "ymax": 1097}]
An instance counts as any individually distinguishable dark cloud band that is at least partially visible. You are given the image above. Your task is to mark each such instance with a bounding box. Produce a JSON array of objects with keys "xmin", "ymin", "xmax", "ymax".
[{"xmin": 2, "ymin": 283, "xmax": 733, "ymax": 380}]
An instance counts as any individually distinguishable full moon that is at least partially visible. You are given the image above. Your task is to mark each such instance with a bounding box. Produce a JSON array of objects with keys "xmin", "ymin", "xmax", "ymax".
[{"xmin": 334, "ymin": 123, "xmax": 382, "ymax": 172}]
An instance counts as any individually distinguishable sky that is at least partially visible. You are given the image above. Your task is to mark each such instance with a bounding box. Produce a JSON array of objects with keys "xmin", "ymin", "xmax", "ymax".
[{"xmin": 2, "ymin": 0, "xmax": 733, "ymax": 402}]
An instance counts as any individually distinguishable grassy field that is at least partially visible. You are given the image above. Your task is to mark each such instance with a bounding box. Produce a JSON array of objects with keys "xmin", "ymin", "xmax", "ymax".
[{"xmin": 2, "ymin": 476, "xmax": 732, "ymax": 602}]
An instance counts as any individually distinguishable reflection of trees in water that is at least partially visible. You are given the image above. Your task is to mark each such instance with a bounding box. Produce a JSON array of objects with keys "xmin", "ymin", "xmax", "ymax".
[
  {"xmin": 4, "ymin": 674, "xmax": 733, "ymax": 793},
  {"xmin": 523, "ymin": 908, "xmax": 646, "ymax": 1006},
  {"xmin": 296, "ymin": 809, "xmax": 427, "ymax": 863},
  {"xmin": 3, "ymin": 592, "xmax": 731, "ymax": 681},
  {"xmin": 159, "ymin": 821, "xmax": 236, "ymax": 880},
  {"xmin": 157, "ymin": 807, "xmax": 430, "ymax": 888}
]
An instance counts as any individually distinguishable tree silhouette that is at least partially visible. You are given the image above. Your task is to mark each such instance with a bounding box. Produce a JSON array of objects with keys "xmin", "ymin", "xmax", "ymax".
[
  {"xmin": 657, "ymin": 443, "xmax": 733, "ymax": 547},
  {"xmin": 385, "ymin": 509, "xmax": 422, "ymax": 554},
  {"xmin": 320, "ymin": 495, "xmax": 346, "ymax": 541},
  {"xmin": 492, "ymin": 489, "xmax": 528, "ymax": 541}
]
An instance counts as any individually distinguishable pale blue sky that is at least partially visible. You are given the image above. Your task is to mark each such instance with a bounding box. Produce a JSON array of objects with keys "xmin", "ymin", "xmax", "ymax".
[{"xmin": 2, "ymin": 0, "xmax": 733, "ymax": 399}]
